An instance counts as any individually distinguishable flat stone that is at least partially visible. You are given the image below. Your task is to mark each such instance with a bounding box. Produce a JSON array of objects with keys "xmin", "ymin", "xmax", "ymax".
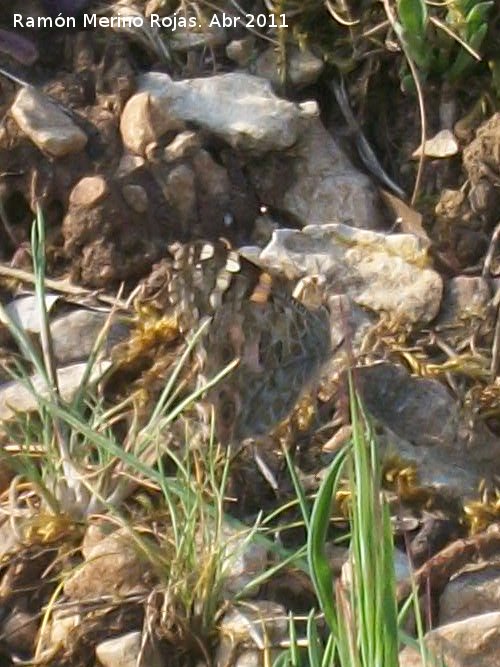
[
  {"xmin": 4, "ymin": 294, "xmax": 60, "ymax": 333},
  {"xmin": 50, "ymin": 309, "xmax": 129, "ymax": 365},
  {"xmin": 259, "ymin": 223, "xmax": 443, "ymax": 323},
  {"xmin": 96, "ymin": 631, "xmax": 163, "ymax": 667},
  {"xmin": 436, "ymin": 276, "xmax": 491, "ymax": 326},
  {"xmin": 11, "ymin": 86, "xmax": 87, "ymax": 157},
  {"xmin": 440, "ymin": 565, "xmax": 500, "ymax": 625},
  {"xmin": 412, "ymin": 129, "xmax": 459, "ymax": 159},
  {"xmin": 69, "ymin": 176, "xmax": 109, "ymax": 208},
  {"xmin": 0, "ymin": 361, "xmax": 111, "ymax": 421},
  {"xmin": 121, "ymin": 72, "xmax": 302, "ymax": 155},
  {"xmin": 247, "ymin": 118, "xmax": 382, "ymax": 230},
  {"xmin": 121, "ymin": 184, "xmax": 148, "ymax": 213},
  {"xmin": 399, "ymin": 612, "xmax": 500, "ymax": 667}
]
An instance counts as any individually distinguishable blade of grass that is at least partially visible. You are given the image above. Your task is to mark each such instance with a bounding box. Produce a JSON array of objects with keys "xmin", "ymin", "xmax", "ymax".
[{"xmin": 307, "ymin": 444, "xmax": 348, "ymax": 635}]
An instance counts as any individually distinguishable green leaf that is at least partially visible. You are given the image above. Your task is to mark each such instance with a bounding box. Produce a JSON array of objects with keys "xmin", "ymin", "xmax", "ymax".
[
  {"xmin": 448, "ymin": 22, "xmax": 488, "ymax": 80},
  {"xmin": 288, "ymin": 613, "xmax": 300, "ymax": 667},
  {"xmin": 272, "ymin": 651, "xmax": 292, "ymax": 667},
  {"xmin": 306, "ymin": 610, "xmax": 323, "ymax": 667},
  {"xmin": 489, "ymin": 58, "xmax": 500, "ymax": 98},
  {"xmin": 307, "ymin": 446, "xmax": 348, "ymax": 633},
  {"xmin": 465, "ymin": 1, "xmax": 493, "ymax": 34},
  {"xmin": 396, "ymin": 0, "xmax": 431, "ymax": 71},
  {"xmin": 397, "ymin": 0, "xmax": 427, "ymax": 36}
]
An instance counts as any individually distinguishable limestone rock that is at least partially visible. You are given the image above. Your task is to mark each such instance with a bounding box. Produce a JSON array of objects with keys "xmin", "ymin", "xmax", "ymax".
[
  {"xmin": 11, "ymin": 86, "xmax": 87, "ymax": 157},
  {"xmin": 121, "ymin": 72, "xmax": 303, "ymax": 155}
]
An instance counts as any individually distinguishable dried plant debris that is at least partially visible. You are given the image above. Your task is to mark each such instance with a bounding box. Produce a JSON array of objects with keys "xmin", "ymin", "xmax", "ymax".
[{"xmin": 397, "ymin": 525, "xmax": 500, "ymax": 605}]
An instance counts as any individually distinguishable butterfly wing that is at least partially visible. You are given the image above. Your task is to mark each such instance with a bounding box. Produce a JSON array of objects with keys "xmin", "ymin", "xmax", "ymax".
[{"xmin": 138, "ymin": 240, "xmax": 331, "ymax": 443}]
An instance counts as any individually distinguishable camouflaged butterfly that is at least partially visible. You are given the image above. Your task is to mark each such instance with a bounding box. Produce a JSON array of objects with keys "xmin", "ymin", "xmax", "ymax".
[{"xmin": 138, "ymin": 240, "xmax": 331, "ymax": 444}]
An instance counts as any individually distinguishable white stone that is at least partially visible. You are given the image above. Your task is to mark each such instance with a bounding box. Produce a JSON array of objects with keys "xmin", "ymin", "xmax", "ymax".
[
  {"xmin": 412, "ymin": 129, "xmax": 459, "ymax": 159},
  {"xmin": 259, "ymin": 223, "xmax": 442, "ymax": 323},
  {"xmin": 11, "ymin": 87, "xmax": 87, "ymax": 157},
  {"xmin": 0, "ymin": 361, "xmax": 111, "ymax": 421},
  {"xmin": 121, "ymin": 72, "xmax": 302, "ymax": 155}
]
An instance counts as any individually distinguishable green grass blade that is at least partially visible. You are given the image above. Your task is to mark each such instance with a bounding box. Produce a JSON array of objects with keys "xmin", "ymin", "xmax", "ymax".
[{"xmin": 307, "ymin": 445, "xmax": 348, "ymax": 634}]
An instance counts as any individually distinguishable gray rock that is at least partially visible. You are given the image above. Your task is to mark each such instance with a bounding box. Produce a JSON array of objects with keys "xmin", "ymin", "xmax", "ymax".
[
  {"xmin": 11, "ymin": 86, "xmax": 87, "ymax": 157},
  {"xmin": 4, "ymin": 294, "xmax": 60, "ymax": 333},
  {"xmin": 96, "ymin": 631, "xmax": 163, "ymax": 667},
  {"xmin": 356, "ymin": 364, "xmax": 500, "ymax": 496},
  {"xmin": 0, "ymin": 361, "xmax": 111, "ymax": 421},
  {"xmin": 216, "ymin": 601, "xmax": 288, "ymax": 667},
  {"xmin": 226, "ymin": 37, "xmax": 256, "ymax": 66},
  {"xmin": 358, "ymin": 363, "xmax": 458, "ymax": 448},
  {"xmin": 342, "ymin": 547, "xmax": 410, "ymax": 589},
  {"xmin": 122, "ymin": 184, "xmax": 148, "ymax": 213},
  {"xmin": 439, "ymin": 565, "xmax": 500, "ymax": 625},
  {"xmin": 258, "ymin": 224, "xmax": 443, "ymax": 324},
  {"xmin": 3, "ymin": 294, "xmax": 128, "ymax": 365},
  {"xmin": 160, "ymin": 163, "xmax": 197, "ymax": 232},
  {"xmin": 170, "ymin": 25, "xmax": 227, "ymax": 52},
  {"xmin": 247, "ymin": 118, "xmax": 382, "ymax": 229},
  {"xmin": 366, "ymin": 421, "xmax": 496, "ymax": 499},
  {"xmin": 115, "ymin": 154, "xmax": 146, "ymax": 179},
  {"xmin": 220, "ymin": 523, "xmax": 269, "ymax": 598},
  {"xmin": 436, "ymin": 276, "xmax": 491, "ymax": 326},
  {"xmin": 1, "ymin": 607, "xmax": 38, "ymax": 654},
  {"xmin": 121, "ymin": 72, "xmax": 303, "ymax": 155},
  {"xmin": 50, "ymin": 309, "xmax": 129, "ymax": 365},
  {"xmin": 398, "ymin": 612, "xmax": 500, "ymax": 667}
]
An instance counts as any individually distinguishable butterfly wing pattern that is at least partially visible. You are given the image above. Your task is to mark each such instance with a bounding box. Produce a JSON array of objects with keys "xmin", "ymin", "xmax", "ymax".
[{"xmin": 138, "ymin": 240, "xmax": 332, "ymax": 444}]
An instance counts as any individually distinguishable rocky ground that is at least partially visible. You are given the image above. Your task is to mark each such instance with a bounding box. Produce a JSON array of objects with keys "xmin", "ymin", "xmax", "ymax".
[{"xmin": 0, "ymin": 1, "xmax": 500, "ymax": 666}]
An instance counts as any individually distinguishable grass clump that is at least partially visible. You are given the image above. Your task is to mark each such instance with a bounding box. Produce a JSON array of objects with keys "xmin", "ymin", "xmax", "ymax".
[
  {"xmin": 280, "ymin": 376, "xmax": 437, "ymax": 667},
  {"xmin": 0, "ymin": 208, "xmax": 290, "ymax": 665}
]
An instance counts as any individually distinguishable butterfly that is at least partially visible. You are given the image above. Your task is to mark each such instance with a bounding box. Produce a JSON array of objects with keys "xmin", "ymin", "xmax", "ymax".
[{"xmin": 137, "ymin": 240, "xmax": 332, "ymax": 444}]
